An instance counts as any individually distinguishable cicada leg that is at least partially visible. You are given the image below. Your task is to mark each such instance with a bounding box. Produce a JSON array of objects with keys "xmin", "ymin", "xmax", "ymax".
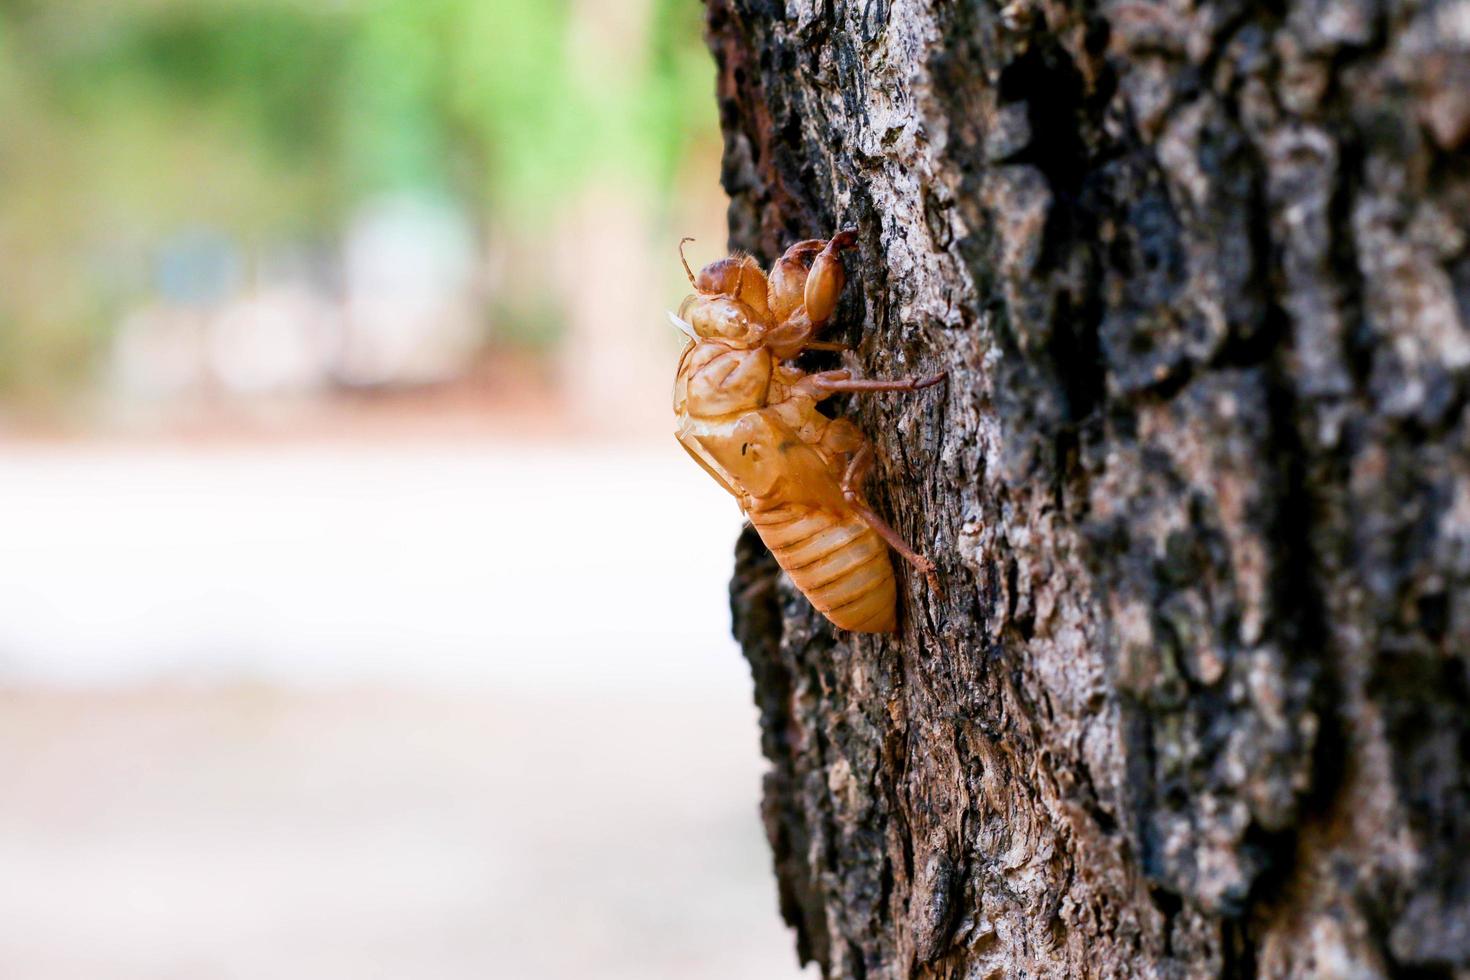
[
  {"xmin": 806, "ymin": 369, "xmax": 947, "ymax": 395},
  {"xmin": 838, "ymin": 440, "xmax": 941, "ymax": 594}
]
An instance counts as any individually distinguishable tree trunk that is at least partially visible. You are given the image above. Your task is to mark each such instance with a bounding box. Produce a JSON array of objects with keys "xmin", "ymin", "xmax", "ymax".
[{"xmin": 706, "ymin": 0, "xmax": 1470, "ymax": 976}]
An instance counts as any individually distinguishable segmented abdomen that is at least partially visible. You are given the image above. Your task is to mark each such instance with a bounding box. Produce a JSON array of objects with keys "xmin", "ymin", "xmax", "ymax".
[{"xmin": 749, "ymin": 501, "xmax": 896, "ymax": 633}]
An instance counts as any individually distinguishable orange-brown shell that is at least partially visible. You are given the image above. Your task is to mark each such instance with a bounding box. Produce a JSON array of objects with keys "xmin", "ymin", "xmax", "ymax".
[
  {"xmin": 674, "ymin": 330, "xmax": 897, "ymax": 632},
  {"xmin": 804, "ymin": 247, "xmax": 847, "ymax": 325},
  {"xmin": 749, "ymin": 501, "xmax": 896, "ymax": 632},
  {"xmin": 673, "ymin": 232, "xmax": 903, "ymax": 634},
  {"xmin": 694, "ymin": 254, "xmax": 771, "ymax": 318}
]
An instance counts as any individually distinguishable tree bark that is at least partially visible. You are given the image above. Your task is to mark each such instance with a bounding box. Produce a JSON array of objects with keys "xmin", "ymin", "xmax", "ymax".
[{"xmin": 706, "ymin": 0, "xmax": 1470, "ymax": 976}]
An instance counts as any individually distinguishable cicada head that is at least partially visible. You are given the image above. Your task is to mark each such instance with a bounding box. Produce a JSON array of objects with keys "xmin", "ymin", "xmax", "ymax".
[
  {"xmin": 678, "ymin": 238, "xmax": 770, "ymax": 317},
  {"xmin": 696, "ymin": 256, "xmax": 770, "ymax": 318}
]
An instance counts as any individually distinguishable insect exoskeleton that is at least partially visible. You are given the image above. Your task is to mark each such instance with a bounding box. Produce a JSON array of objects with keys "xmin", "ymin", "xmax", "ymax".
[{"xmin": 672, "ymin": 232, "xmax": 944, "ymax": 633}]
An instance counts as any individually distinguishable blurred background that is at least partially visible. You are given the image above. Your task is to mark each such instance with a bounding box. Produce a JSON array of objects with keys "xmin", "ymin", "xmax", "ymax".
[{"xmin": 0, "ymin": 1, "xmax": 808, "ymax": 976}]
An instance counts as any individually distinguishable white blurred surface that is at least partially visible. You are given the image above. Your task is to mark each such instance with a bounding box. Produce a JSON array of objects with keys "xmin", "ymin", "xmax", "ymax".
[
  {"xmin": 0, "ymin": 443, "xmax": 745, "ymax": 693},
  {"xmin": 0, "ymin": 442, "xmax": 807, "ymax": 979}
]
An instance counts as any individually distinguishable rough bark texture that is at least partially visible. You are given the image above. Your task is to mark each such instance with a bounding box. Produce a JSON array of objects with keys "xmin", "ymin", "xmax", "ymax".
[{"xmin": 708, "ymin": 0, "xmax": 1470, "ymax": 976}]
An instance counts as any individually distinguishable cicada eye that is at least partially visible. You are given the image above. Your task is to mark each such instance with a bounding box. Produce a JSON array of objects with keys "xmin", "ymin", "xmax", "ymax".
[{"xmin": 678, "ymin": 294, "xmax": 698, "ymax": 321}]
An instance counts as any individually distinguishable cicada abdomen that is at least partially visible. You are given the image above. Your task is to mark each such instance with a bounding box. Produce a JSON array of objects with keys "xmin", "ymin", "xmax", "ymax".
[{"xmin": 748, "ymin": 500, "xmax": 897, "ymax": 632}]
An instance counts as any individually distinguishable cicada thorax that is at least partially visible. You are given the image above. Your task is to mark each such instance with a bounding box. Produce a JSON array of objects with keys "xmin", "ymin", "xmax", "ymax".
[
  {"xmin": 674, "ymin": 336, "xmax": 774, "ymax": 499},
  {"xmin": 678, "ymin": 340, "xmax": 773, "ymax": 419}
]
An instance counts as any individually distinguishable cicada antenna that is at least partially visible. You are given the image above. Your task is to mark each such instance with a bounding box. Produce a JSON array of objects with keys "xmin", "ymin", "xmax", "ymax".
[{"xmin": 678, "ymin": 237, "xmax": 698, "ymax": 287}]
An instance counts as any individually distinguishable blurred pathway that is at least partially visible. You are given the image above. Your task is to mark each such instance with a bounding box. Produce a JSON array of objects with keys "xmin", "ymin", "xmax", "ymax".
[{"xmin": 0, "ymin": 442, "xmax": 806, "ymax": 979}]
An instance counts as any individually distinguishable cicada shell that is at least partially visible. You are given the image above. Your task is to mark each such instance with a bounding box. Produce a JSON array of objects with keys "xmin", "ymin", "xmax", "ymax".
[{"xmin": 672, "ymin": 233, "xmax": 942, "ymax": 633}]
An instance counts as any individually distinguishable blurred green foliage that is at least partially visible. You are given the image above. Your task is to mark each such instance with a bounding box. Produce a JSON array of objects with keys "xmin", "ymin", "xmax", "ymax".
[{"xmin": 0, "ymin": 0, "xmax": 718, "ymax": 402}]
